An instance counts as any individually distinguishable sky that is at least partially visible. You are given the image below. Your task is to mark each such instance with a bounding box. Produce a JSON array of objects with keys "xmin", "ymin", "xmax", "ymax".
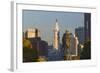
[{"xmin": 22, "ymin": 10, "xmax": 85, "ymax": 45}]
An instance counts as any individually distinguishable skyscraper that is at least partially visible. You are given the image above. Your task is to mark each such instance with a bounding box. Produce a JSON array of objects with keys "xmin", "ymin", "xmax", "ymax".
[
  {"xmin": 53, "ymin": 19, "xmax": 60, "ymax": 50},
  {"xmin": 75, "ymin": 27, "xmax": 84, "ymax": 44},
  {"xmin": 84, "ymin": 13, "xmax": 91, "ymax": 41}
]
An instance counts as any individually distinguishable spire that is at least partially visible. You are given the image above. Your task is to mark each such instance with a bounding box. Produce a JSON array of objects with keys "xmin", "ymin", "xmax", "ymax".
[
  {"xmin": 55, "ymin": 19, "xmax": 59, "ymax": 31},
  {"xmin": 56, "ymin": 19, "xmax": 58, "ymax": 22}
]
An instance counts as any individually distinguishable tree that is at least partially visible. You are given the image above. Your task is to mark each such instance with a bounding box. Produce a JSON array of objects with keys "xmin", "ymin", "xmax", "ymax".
[
  {"xmin": 23, "ymin": 39, "xmax": 31, "ymax": 49},
  {"xmin": 80, "ymin": 40, "xmax": 91, "ymax": 59},
  {"xmin": 23, "ymin": 39, "xmax": 38, "ymax": 62}
]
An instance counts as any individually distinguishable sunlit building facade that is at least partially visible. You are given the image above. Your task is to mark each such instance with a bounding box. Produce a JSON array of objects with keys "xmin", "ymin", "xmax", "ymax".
[
  {"xmin": 25, "ymin": 28, "xmax": 40, "ymax": 38},
  {"xmin": 53, "ymin": 19, "xmax": 60, "ymax": 50}
]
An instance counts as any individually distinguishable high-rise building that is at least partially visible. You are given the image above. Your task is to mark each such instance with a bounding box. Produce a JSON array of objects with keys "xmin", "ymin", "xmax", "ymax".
[
  {"xmin": 84, "ymin": 13, "xmax": 91, "ymax": 41},
  {"xmin": 75, "ymin": 27, "xmax": 84, "ymax": 44},
  {"xmin": 53, "ymin": 19, "xmax": 60, "ymax": 50},
  {"xmin": 25, "ymin": 28, "xmax": 40, "ymax": 38}
]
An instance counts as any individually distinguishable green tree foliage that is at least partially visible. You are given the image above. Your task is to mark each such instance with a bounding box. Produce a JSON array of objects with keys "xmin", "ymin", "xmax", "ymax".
[
  {"xmin": 23, "ymin": 39, "xmax": 38, "ymax": 62},
  {"xmin": 23, "ymin": 39, "xmax": 31, "ymax": 48},
  {"xmin": 80, "ymin": 40, "xmax": 91, "ymax": 59},
  {"xmin": 23, "ymin": 47, "xmax": 38, "ymax": 62}
]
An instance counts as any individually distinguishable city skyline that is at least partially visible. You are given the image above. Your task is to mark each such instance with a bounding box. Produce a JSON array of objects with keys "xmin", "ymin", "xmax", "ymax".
[{"xmin": 22, "ymin": 10, "xmax": 84, "ymax": 45}]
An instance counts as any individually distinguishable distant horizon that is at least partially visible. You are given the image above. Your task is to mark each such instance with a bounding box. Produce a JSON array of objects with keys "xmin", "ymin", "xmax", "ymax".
[{"xmin": 23, "ymin": 10, "xmax": 85, "ymax": 45}]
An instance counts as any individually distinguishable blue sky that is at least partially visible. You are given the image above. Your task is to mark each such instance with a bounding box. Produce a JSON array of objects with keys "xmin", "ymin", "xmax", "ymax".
[{"xmin": 23, "ymin": 10, "xmax": 84, "ymax": 45}]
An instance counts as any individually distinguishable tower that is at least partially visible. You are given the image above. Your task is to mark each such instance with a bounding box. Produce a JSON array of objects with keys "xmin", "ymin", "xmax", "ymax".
[
  {"xmin": 84, "ymin": 13, "xmax": 91, "ymax": 41},
  {"xmin": 25, "ymin": 28, "xmax": 40, "ymax": 39},
  {"xmin": 53, "ymin": 19, "xmax": 60, "ymax": 50}
]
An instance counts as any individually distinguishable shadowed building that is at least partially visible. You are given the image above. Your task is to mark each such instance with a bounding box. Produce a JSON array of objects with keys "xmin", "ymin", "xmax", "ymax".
[
  {"xmin": 80, "ymin": 13, "xmax": 91, "ymax": 59},
  {"xmin": 84, "ymin": 13, "xmax": 91, "ymax": 41}
]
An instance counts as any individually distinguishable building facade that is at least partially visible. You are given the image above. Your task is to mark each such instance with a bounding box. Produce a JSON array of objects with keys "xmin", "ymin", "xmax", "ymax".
[
  {"xmin": 75, "ymin": 27, "xmax": 85, "ymax": 44},
  {"xmin": 53, "ymin": 19, "xmax": 60, "ymax": 50},
  {"xmin": 84, "ymin": 13, "xmax": 91, "ymax": 41},
  {"xmin": 25, "ymin": 28, "xmax": 40, "ymax": 38}
]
